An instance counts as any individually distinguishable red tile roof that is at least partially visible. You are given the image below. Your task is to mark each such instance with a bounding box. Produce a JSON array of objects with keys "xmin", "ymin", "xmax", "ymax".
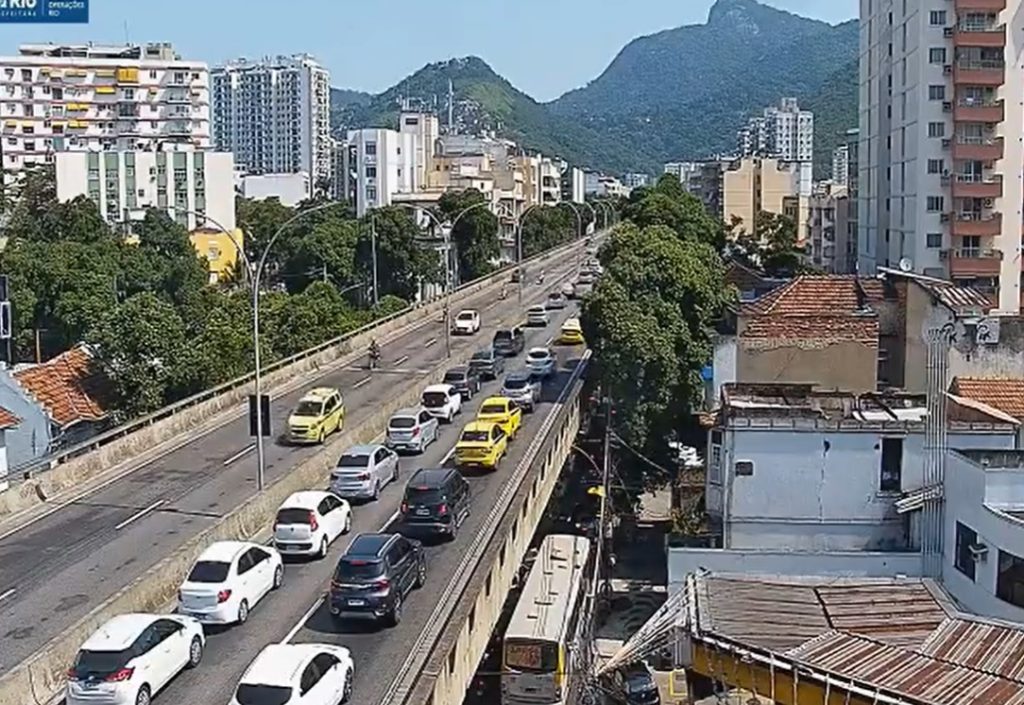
[
  {"xmin": 952, "ymin": 377, "xmax": 1024, "ymax": 420},
  {"xmin": 0, "ymin": 406, "xmax": 19, "ymax": 430},
  {"xmin": 739, "ymin": 275, "xmax": 880, "ymax": 344},
  {"xmin": 14, "ymin": 344, "xmax": 109, "ymax": 428}
]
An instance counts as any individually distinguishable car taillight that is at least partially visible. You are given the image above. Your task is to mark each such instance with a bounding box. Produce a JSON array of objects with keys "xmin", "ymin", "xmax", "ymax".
[
  {"xmin": 357, "ymin": 472, "xmax": 370, "ymax": 481},
  {"xmin": 411, "ymin": 427, "xmax": 421, "ymax": 437},
  {"xmin": 401, "ymin": 501, "xmax": 409, "ymax": 514},
  {"xmin": 66, "ymin": 668, "xmax": 77, "ymax": 680},
  {"xmin": 308, "ymin": 511, "xmax": 318, "ymax": 531},
  {"xmin": 330, "ymin": 580, "xmax": 343, "ymax": 590},
  {"xmin": 438, "ymin": 503, "xmax": 448, "ymax": 516},
  {"xmin": 217, "ymin": 589, "xmax": 232, "ymax": 603},
  {"xmin": 106, "ymin": 667, "xmax": 134, "ymax": 683},
  {"xmin": 374, "ymin": 578, "xmax": 391, "ymax": 591}
]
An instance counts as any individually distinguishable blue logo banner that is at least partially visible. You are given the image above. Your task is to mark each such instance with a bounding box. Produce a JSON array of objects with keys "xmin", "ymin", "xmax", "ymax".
[{"xmin": 0, "ymin": 0, "xmax": 88, "ymax": 23}]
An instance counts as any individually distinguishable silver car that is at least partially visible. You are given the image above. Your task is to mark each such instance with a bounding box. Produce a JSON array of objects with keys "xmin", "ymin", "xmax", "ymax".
[
  {"xmin": 330, "ymin": 444, "xmax": 400, "ymax": 501},
  {"xmin": 526, "ymin": 305, "xmax": 550, "ymax": 327},
  {"xmin": 386, "ymin": 407, "xmax": 440, "ymax": 454},
  {"xmin": 500, "ymin": 370, "xmax": 542, "ymax": 413}
]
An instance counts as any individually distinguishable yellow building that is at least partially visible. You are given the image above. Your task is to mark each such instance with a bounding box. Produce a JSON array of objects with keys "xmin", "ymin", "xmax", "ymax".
[
  {"xmin": 722, "ymin": 157, "xmax": 809, "ymax": 243},
  {"xmin": 189, "ymin": 228, "xmax": 245, "ymax": 284}
]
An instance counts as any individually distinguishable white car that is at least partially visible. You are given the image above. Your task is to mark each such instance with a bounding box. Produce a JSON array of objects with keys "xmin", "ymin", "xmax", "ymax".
[
  {"xmin": 421, "ymin": 383, "xmax": 463, "ymax": 423},
  {"xmin": 231, "ymin": 643, "xmax": 354, "ymax": 705},
  {"xmin": 273, "ymin": 491, "xmax": 352, "ymax": 559},
  {"xmin": 526, "ymin": 305, "xmax": 550, "ymax": 327},
  {"xmin": 66, "ymin": 613, "xmax": 204, "ymax": 705},
  {"xmin": 452, "ymin": 309, "xmax": 481, "ymax": 334},
  {"xmin": 526, "ymin": 347, "xmax": 556, "ymax": 378},
  {"xmin": 177, "ymin": 540, "xmax": 283, "ymax": 625},
  {"xmin": 561, "ymin": 281, "xmax": 576, "ymax": 299}
]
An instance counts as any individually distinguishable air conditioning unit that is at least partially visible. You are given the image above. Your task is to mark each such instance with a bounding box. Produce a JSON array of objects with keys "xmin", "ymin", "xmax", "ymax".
[{"xmin": 984, "ymin": 198, "xmax": 994, "ymax": 207}]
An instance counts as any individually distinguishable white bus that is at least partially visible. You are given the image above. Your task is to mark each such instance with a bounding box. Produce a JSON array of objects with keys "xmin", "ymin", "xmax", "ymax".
[{"xmin": 502, "ymin": 534, "xmax": 593, "ymax": 705}]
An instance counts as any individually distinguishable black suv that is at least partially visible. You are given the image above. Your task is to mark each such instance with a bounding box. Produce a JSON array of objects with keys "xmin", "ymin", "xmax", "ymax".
[
  {"xmin": 468, "ymin": 347, "xmax": 506, "ymax": 381},
  {"xmin": 493, "ymin": 327, "xmax": 525, "ymax": 357},
  {"xmin": 443, "ymin": 365, "xmax": 483, "ymax": 400},
  {"xmin": 329, "ymin": 533, "xmax": 425, "ymax": 626},
  {"xmin": 399, "ymin": 468, "xmax": 470, "ymax": 541}
]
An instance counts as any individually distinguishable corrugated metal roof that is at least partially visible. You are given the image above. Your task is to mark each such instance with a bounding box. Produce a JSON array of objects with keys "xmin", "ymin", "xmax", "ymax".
[{"xmin": 922, "ymin": 618, "xmax": 1024, "ymax": 680}]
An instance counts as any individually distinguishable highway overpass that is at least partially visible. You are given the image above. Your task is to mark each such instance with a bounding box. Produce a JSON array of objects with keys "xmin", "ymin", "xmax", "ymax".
[{"xmin": 0, "ymin": 238, "xmax": 596, "ymax": 705}]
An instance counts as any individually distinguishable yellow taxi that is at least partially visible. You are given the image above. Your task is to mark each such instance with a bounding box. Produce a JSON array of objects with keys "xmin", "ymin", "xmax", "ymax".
[
  {"xmin": 455, "ymin": 420, "xmax": 508, "ymax": 471},
  {"xmin": 559, "ymin": 317, "xmax": 585, "ymax": 345},
  {"xmin": 476, "ymin": 396, "xmax": 523, "ymax": 441},
  {"xmin": 287, "ymin": 387, "xmax": 345, "ymax": 444}
]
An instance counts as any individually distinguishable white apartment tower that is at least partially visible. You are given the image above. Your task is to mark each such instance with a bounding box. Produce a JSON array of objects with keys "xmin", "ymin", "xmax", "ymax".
[
  {"xmin": 212, "ymin": 55, "xmax": 331, "ymax": 185},
  {"xmin": 737, "ymin": 97, "xmax": 814, "ymax": 163},
  {"xmin": 0, "ymin": 43, "xmax": 210, "ymax": 179},
  {"xmin": 859, "ymin": 0, "xmax": 1023, "ymax": 313}
]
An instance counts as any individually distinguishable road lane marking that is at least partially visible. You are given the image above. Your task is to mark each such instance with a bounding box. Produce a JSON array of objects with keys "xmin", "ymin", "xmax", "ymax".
[
  {"xmin": 353, "ymin": 376, "xmax": 372, "ymax": 389},
  {"xmin": 282, "ymin": 508, "xmax": 402, "ymax": 645},
  {"xmin": 223, "ymin": 444, "xmax": 256, "ymax": 466},
  {"xmin": 114, "ymin": 500, "xmax": 166, "ymax": 531},
  {"xmin": 0, "ymin": 588, "xmax": 15, "ymax": 603},
  {"xmin": 424, "ymin": 338, "xmax": 437, "ymax": 348},
  {"xmin": 394, "ymin": 355, "xmax": 410, "ymax": 366}
]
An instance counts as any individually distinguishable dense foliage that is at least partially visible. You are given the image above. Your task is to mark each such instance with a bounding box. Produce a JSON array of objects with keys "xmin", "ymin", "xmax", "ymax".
[
  {"xmin": 437, "ymin": 188, "xmax": 500, "ymax": 283},
  {"xmin": 330, "ymin": 1, "xmax": 857, "ymax": 177}
]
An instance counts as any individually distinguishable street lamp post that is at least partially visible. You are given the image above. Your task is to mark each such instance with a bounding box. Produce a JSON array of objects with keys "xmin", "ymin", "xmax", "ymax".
[{"xmin": 556, "ymin": 201, "xmax": 583, "ymax": 241}]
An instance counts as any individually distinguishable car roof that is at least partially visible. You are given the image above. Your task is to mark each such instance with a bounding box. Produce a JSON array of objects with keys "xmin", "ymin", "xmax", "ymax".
[
  {"xmin": 81, "ymin": 614, "xmax": 158, "ymax": 651},
  {"xmin": 456, "ymin": 309, "xmax": 477, "ymax": 315},
  {"xmin": 392, "ymin": 407, "xmax": 424, "ymax": 418},
  {"xmin": 301, "ymin": 387, "xmax": 339, "ymax": 402},
  {"xmin": 472, "ymin": 348, "xmax": 494, "ymax": 357},
  {"xmin": 528, "ymin": 304, "xmax": 546, "ymax": 311},
  {"xmin": 480, "ymin": 396, "xmax": 510, "ymax": 406},
  {"xmin": 280, "ymin": 490, "xmax": 333, "ymax": 510},
  {"xmin": 528, "ymin": 347, "xmax": 551, "ymax": 355},
  {"xmin": 462, "ymin": 420, "xmax": 499, "ymax": 433},
  {"xmin": 444, "ymin": 366, "xmax": 468, "ymax": 375},
  {"xmin": 240, "ymin": 643, "xmax": 323, "ymax": 688},
  {"xmin": 423, "ymin": 383, "xmax": 454, "ymax": 394},
  {"xmin": 196, "ymin": 540, "xmax": 251, "ymax": 563},
  {"xmin": 563, "ymin": 317, "xmax": 582, "ymax": 328},
  {"xmin": 341, "ymin": 444, "xmax": 381, "ymax": 456},
  {"xmin": 505, "ymin": 370, "xmax": 533, "ymax": 381},
  {"xmin": 345, "ymin": 532, "xmax": 395, "ymax": 558},
  {"xmin": 408, "ymin": 467, "xmax": 456, "ymax": 488}
]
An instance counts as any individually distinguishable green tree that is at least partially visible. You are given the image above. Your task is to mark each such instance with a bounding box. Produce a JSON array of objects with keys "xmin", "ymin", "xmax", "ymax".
[
  {"xmin": 186, "ymin": 290, "xmax": 254, "ymax": 391},
  {"xmin": 282, "ymin": 214, "xmax": 360, "ymax": 294},
  {"xmin": 235, "ymin": 196, "xmax": 297, "ymax": 265},
  {"xmin": 359, "ymin": 207, "xmax": 441, "ymax": 300},
  {"xmin": 520, "ymin": 206, "xmax": 573, "ymax": 258},
  {"xmin": 266, "ymin": 281, "xmax": 360, "ymax": 357},
  {"xmin": 437, "ymin": 189, "xmax": 500, "ymax": 282},
  {"xmin": 728, "ymin": 210, "xmax": 811, "ymax": 278}
]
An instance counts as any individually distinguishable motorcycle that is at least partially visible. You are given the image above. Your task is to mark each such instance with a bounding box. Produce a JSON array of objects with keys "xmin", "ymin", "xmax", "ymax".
[{"xmin": 368, "ymin": 343, "xmax": 381, "ymax": 370}]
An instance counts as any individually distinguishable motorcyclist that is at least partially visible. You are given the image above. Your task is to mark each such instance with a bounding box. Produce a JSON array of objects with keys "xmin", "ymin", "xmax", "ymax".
[
  {"xmin": 500, "ymin": 282, "xmax": 508, "ymax": 299},
  {"xmin": 368, "ymin": 339, "xmax": 381, "ymax": 369},
  {"xmin": 535, "ymin": 268, "xmax": 545, "ymax": 284}
]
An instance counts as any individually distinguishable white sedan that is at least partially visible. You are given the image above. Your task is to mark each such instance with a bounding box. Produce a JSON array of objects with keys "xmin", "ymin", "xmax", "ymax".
[
  {"xmin": 526, "ymin": 347, "xmax": 556, "ymax": 378},
  {"xmin": 66, "ymin": 613, "xmax": 204, "ymax": 705},
  {"xmin": 178, "ymin": 540, "xmax": 283, "ymax": 625},
  {"xmin": 421, "ymin": 383, "xmax": 463, "ymax": 423},
  {"xmin": 452, "ymin": 309, "xmax": 481, "ymax": 334},
  {"xmin": 231, "ymin": 643, "xmax": 355, "ymax": 705},
  {"xmin": 273, "ymin": 491, "xmax": 352, "ymax": 559}
]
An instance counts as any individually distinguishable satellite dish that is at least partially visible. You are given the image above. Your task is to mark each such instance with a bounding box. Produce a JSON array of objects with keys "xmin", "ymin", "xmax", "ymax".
[{"xmin": 898, "ymin": 257, "xmax": 913, "ymax": 272}]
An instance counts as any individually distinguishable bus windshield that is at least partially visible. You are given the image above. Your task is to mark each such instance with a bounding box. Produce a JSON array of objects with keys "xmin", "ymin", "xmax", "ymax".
[{"xmin": 504, "ymin": 639, "xmax": 560, "ymax": 673}]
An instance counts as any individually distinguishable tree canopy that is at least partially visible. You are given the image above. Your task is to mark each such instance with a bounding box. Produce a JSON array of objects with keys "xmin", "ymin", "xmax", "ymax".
[{"xmin": 437, "ymin": 188, "xmax": 500, "ymax": 283}]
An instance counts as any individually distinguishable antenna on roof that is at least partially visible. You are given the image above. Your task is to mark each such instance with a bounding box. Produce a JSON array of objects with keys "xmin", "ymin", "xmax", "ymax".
[{"xmin": 898, "ymin": 257, "xmax": 913, "ymax": 273}]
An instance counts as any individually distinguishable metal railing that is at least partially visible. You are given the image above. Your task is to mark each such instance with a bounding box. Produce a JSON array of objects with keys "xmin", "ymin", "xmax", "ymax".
[{"xmin": 9, "ymin": 235, "xmax": 592, "ymax": 478}]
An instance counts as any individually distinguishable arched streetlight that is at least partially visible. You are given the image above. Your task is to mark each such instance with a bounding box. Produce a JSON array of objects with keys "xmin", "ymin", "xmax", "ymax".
[{"xmin": 555, "ymin": 201, "xmax": 583, "ymax": 241}]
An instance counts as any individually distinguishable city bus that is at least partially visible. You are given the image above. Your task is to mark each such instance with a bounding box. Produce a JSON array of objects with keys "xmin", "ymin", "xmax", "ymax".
[{"xmin": 502, "ymin": 534, "xmax": 594, "ymax": 705}]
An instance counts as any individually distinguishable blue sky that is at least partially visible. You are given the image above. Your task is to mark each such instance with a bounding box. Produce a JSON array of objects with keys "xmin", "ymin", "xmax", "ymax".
[{"xmin": 0, "ymin": 0, "xmax": 858, "ymax": 102}]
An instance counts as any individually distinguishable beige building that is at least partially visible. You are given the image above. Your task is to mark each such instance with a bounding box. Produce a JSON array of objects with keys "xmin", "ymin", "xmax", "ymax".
[
  {"xmin": 722, "ymin": 157, "xmax": 810, "ymax": 242},
  {"xmin": 807, "ymin": 182, "xmax": 853, "ymax": 274}
]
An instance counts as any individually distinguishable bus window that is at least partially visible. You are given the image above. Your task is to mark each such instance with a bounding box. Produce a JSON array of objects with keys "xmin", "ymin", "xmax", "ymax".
[{"xmin": 504, "ymin": 639, "xmax": 559, "ymax": 673}]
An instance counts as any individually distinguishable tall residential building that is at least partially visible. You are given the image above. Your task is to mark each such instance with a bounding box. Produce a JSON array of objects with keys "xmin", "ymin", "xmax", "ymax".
[
  {"xmin": 832, "ymin": 144, "xmax": 850, "ymax": 186},
  {"xmin": 843, "ymin": 128, "xmax": 860, "ymax": 273},
  {"xmin": 737, "ymin": 97, "xmax": 814, "ymax": 163},
  {"xmin": 859, "ymin": 0, "xmax": 1023, "ymax": 313},
  {"xmin": 623, "ymin": 172, "xmax": 650, "ymax": 189},
  {"xmin": 722, "ymin": 157, "xmax": 811, "ymax": 240},
  {"xmin": 211, "ymin": 55, "xmax": 331, "ymax": 184},
  {"xmin": 0, "ymin": 43, "xmax": 210, "ymax": 180}
]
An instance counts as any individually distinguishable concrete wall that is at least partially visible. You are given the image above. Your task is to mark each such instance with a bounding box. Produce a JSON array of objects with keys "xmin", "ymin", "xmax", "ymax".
[
  {"xmin": 668, "ymin": 547, "xmax": 923, "ymax": 594},
  {"xmin": 710, "ymin": 336, "xmax": 736, "ymax": 406},
  {"xmin": 736, "ymin": 332, "xmax": 878, "ymax": 394},
  {"xmin": 0, "ymin": 368, "xmax": 51, "ymax": 468},
  {"xmin": 710, "ymin": 425, "xmax": 1015, "ymax": 551},
  {"xmin": 949, "ymin": 316, "xmax": 1024, "ymax": 381}
]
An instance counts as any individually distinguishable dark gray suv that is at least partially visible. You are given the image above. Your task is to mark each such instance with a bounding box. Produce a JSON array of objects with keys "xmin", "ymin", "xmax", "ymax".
[
  {"xmin": 328, "ymin": 533, "xmax": 425, "ymax": 627},
  {"xmin": 468, "ymin": 347, "xmax": 506, "ymax": 381}
]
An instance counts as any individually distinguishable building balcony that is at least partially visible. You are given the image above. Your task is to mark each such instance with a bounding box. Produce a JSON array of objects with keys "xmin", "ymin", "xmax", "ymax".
[
  {"xmin": 954, "ymin": 60, "xmax": 1006, "ymax": 86},
  {"xmin": 942, "ymin": 247, "xmax": 1003, "ymax": 277},
  {"xmin": 953, "ymin": 136, "xmax": 1004, "ymax": 161},
  {"xmin": 954, "ymin": 99, "xmax": 1004, "ymax": 123},
  {"xmin": 952, "ymin": 174, "xmax": 1003, "ymax": 198},
  {"xmin": 949, "ymin": 23, "xmax": 1006, "ymax": 48},
  {"xmin": 955, "ymin": 0, "xmax": 1006, "ymax": 10},
  {"xmin": 950, "ymin": 211, "xmax": 1002, "ymax": 236}
]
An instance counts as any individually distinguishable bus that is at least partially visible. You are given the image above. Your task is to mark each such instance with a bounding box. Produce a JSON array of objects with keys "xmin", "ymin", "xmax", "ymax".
[{"xmin": 502, "ymin": 534, "xmax": 594, "ymax": 705}]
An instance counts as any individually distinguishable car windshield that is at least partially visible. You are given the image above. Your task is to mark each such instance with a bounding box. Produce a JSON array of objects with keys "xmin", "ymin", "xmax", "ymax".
[
  {"xmin": 457, "ymin": 312, "xmax": 475, "ymax": 320},
  {"xmin": 234, "ymin": 684, "xmax": 294, "ymax": 705},
  {"xmin": 493, "ymin": 330, "xmax": 512, "ymax": 341},
  {"xmin": 407, "ymin": 487, "xmax": 444, "ymax": 504},
  {"xmin": 294, "ymin": 401, "xmax": 322, "ymax": 416},
  {"xmin": 528, "ymin": 351, "xmax": 549, "ymax": 360},
  {"xmin": 187, "ymin": 560, "xmax": 231, "ymax": 583},
  {"xmin": 461, "ymin": 430, "xmax": 490, "ymax": 443},
  {"xmin": 503, "ymin": 378, "xmax": 528, "ymax": 390},
  {"xmin": 390, "ymin": 416, "xmax": 416, "ymax": 429},
  {"xmin": 480, "ymin": 403, "xmax": 506, "ymax": 415},
  {"xmin": 335, "ymin": 558, "xmax": 385, "ymax": 581},
  {"xmin": 422, "ymin": 391, "xmax": 448, "ymax": 407},
  {"xmin": 276, "ymin": 508, "xmax": 311, "ymax": 525},
  {"xmin": 443, "ymin": 371, "xmax": 466, "ymax": 383},
  {"xmin": 337, "ymin": 453, "xmax": 370, "ymax": 468},
  {"xmin": 547, "ymin": 293, "xmax": 561, "ymax": 300},
  {"xmin": 529, "ymin": 307, "xmax": 546, "ymax": 314},
  {"xmin": 72, "ymin": 649, "xmax": 132, "ymax": 679},
  {"xmin": 471, "ymin": 351, "xmax": 492, "ymax": 361}
]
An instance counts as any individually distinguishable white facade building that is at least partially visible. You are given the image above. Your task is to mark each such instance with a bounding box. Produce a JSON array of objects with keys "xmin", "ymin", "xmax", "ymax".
[
  {"xmin": 623, "ymin": 172, "xmax": 650, "ymax": 189},
  {"xmin": 55, "ymin": 149, "xmax": 235, "ymax": 232},
  {"xmin": 737, "ymin": 97, "xmax": 813, "ymax": 163},
  {"xmin": 0, "ymin": 43, "xmax": 210, "ymax": 180},
  {"xmin": 240, "ymin": 172, "xmax": 311, "ymax": 208},
  {"xmin": 344, "ymin": 128, "xmax": 416, "ymax": 216},
  {"xmin": 858, "ymin": 0, "xmax": 1023, "ymax": 313},
  {"xmin": 212, "ymin": 55, "xmax": 331, "ymax": 185}
]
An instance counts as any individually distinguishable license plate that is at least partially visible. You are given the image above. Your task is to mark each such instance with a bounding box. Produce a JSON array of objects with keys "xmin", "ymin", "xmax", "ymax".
[
  {"xmin": 416, "ymin": 508, "xmax": 430, "ymax": 516},
  {"xmin": 347, "ymin": 599, "xmax": 366, "ymax": 606},
  {"xmin": 83, "ymin": 682, "xmax": 98, "ymax": 689}
]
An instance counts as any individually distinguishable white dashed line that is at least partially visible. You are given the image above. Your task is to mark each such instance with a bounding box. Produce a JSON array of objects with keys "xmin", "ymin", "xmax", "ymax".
[
  {"xmin": 394, "ymin": 355, "xmax": 409, "ymax": 366},
  {"xmin": 424, "ymin": 338, "xmax": 437, "ymax": 348},
  {"xmin": 114, "ymin": 500, "xmax": 166, "ymax": 531},
  {"xmin": 0, "ymin": 588, "xmax": 15, "ymax": 603},
  {"xmin": 353, "ymin": 376, "xmax": 372, "ymax": 389},
  {"xmin": 223, "ymin": 444, "xmax": 256, "ymax": 466}
]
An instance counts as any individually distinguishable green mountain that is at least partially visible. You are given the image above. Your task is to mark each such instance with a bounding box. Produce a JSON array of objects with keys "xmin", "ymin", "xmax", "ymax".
[{"xmin": 328, "ymin": 0, "xmax": 858, "ymax": 176}]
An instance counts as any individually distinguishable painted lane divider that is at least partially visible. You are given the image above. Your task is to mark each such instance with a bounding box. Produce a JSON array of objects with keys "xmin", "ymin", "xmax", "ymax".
[
  {"xmin": 114, "ymin": 499, "xmax": 166, "ymax": 531},
  {"xmin": 223, "ymin": 444, "xmax": 256, "ymax": 466}
]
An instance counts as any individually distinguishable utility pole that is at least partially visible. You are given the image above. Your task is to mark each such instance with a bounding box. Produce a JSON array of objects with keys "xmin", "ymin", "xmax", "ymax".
[
  {"xmin": 599, "ymin": 396, "xmax": 612, "ymax": 588},
  {"xmin": 516, "ymin": 220, "xmax": 524, "ymax": 304},
  {"xmin": 370, "ymin": 214, "xmax": 379, "ymax": 306}
]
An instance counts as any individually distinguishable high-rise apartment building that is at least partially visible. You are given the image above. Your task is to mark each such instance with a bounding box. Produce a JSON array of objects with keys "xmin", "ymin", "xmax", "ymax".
[
  {"xmin": 832, "ymin": 144, "xmax": 850, "ymax": 186},
  {"xmin": 211, "ymin": 55, "xmax": 331, "ymax": 184},
  {"xmin": 0, "ymin": 43, "xmax": 210, "ymax": 180},
  {"xmin": 737, "ymin": 97, "xmax": 814, "ymax": 163},
  {"xmin": 859, "ymin": 0, "xmax": 1022, "ymax": 313}
]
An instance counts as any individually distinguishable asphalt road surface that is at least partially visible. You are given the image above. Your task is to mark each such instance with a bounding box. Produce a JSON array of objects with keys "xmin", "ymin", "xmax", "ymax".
[{"xmin": 0, "ymin": 247, "xmax": 586, "ymax": 676}]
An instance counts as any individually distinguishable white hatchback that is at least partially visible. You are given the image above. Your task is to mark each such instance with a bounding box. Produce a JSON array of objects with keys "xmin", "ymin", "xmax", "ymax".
[
  {"xmin": 526, "ymin": 347, "xmax": 556, "ymax": 378},
  {"xmin": 177, "ymin": 540, "xmax": 283, "ymax": 625},
  {"xmin": 526, "ymin": 305, "xmax": 550, "ymax": 327},
  {"xmin": 66, "ymin": 613, "xmax": 204, "ymax": 705},
  {"xmin": 273, "ymin": 491, "xmax": 352, "ymax": 559},
  {"xmin": 421, "ymin": 383, "xmax": 463, "ymax": 423},
  {"xmin": 231, "ymin": 643, "xmax": 355, "ymax": 705},
  {"xmin": 452, "ymin": 309, "xmax": 481, "ymax": 334}
]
